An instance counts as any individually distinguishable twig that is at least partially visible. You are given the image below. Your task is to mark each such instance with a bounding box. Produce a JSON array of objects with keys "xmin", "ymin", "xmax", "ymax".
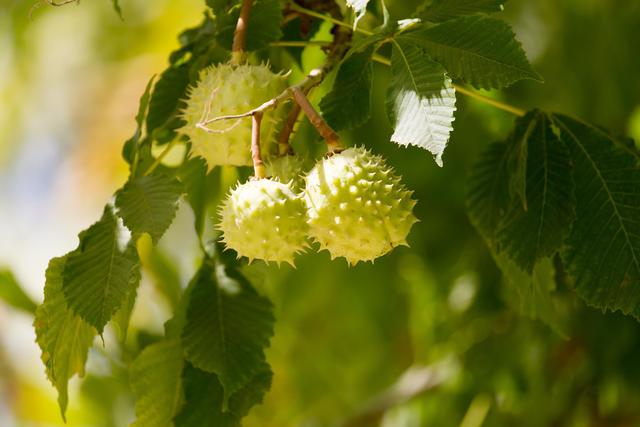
[
  {"xmin": 196, "ymin": 67, "xmax": 325, "ymax": 130},
  {"xmin": 143, "ymin": 138, "xmax": 180, "ymax": 176},
  {"xmin": 452, "ymin": 85, "xmax": 526, "ymax": 117},
  {"xmin": 291, "ymin": 87, "xmax": 342, "ymax": 152},
  {"xmin": 231, "ymin": 0, "xmax": 253, "ymax": 65},
  {"xmin": 251, "ymin": 113, "xmax": 266, "ymax": 178},
  {"xmin": 270, "ymin": 40, "xmax": 332, "ymax": 48},
  {"xmin": 371, "ymin": 54, "xmax": 526, "ymax": 117},
  {"xmin": 278, "ymin": 103, "xmax": 302, "ymax": 155},
  {"xmin": 288, "ymin": 2, "xmax": 373, "ymax": 36}
]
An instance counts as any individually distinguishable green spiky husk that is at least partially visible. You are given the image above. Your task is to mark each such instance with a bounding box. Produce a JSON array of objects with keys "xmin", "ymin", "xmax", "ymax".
[
  {"xmin": 182, "ymin": 63, "xmax": 287, "ymax": 169},
  {"xmin": 264, "ymin": 154, "xmax": 309, "ymax": 189},
  {"xmin": 218, "ymin": 179, "xmax": 308, "ymax": 265},
  {"xmin": 304, "ymin": 147, "xmax": 418, "ymax": 265}
]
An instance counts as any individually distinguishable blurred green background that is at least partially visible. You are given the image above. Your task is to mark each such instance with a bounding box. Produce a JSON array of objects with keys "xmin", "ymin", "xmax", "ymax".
[{"xmin": 2, "ymin": 0, "xmax": 640, "ymax": 426}]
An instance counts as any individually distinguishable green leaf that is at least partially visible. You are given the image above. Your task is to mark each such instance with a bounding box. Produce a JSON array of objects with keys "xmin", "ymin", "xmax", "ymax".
[
  {"xmin": 111, "ymin": 266, "xmax": 141, "ymax": 343},
  {"xmin": 115, "ymin": 173, "xmax": 182, "ymax": 244},
  {"xmin": 34, "ymin": 256, "xmax": 96, "ymax": 421},
  {"xmin": 130, "ymin": 339, "xmax": 184, "ymax": 427},
  {"xmin": 63, "ymin": 206, "xmax": 141, "ymax": 333},
  {"xmin": 123, "ymin": 76, "xmax": 156, "ymax": 167},
  {"xmin": 497, "ymin": 113, "xmax": 576, "ymax": 272},
  {"xmin": 0, "ymin": 269, "xmax": 37, "ymax": 314},
  {"xmin": 139, "ymin": 240, "xmax": 182, "ymax": 311},
  {"xmin": 552, "ymin": 114, "xmax": 640, "ymax": 318},
  {"xmin": 146, "ymin": 65, "xmax": 191, "ymax": 138},
  {"xmin": 417, "ymin": 0, "xmax": 506, "ymax": 22},
  {"xmin": 206, "ymin": 0, "xmax": 233, "ymax": 15},
  {"xmin": 466, "ymin": 141, "xmax": 511, "ymax": 241},
  {"xmin": 181, "ymin": 256, "xmax": 274, "ymax": 398},
  {"xmin": 401, "ymin": 16, "xmax": 541, "ymax": 89},
  {"xmin": 387, "ymin": 38, "xmax": 456, "ymax": 166},
  {"xmin": 216, "ymin": 0, "xmax": 283, "ymax": 51},
  {"xmin": 178, "ymin": 156, "xmax": 220, "ymax": 239},
  {"xmin": 320, "ymin": 45, "xmax": 374, "ymax": 131},
  {"xmin": 174, "ymin": 363, "xmax": 272, "ymax": 427},
  {"xmin": 346, "ymin": 0, "xmax": 371, "ymax": 26}
]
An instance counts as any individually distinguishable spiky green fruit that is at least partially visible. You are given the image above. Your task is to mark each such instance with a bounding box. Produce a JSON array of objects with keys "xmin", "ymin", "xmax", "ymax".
[
  {"xmin": 218, "ymin": 178, "xmax": 308, "ymax": 265},
  {"xmin": 265, "ymin": 154, "xmax": 308, "ymax": 189},
  {"xmin": 304, "ymin": 147, "xmax": 418, "ymax": 265},
  {"xmin": 182, "ymin": 63, "xmax": 287, "ymax": 169}
]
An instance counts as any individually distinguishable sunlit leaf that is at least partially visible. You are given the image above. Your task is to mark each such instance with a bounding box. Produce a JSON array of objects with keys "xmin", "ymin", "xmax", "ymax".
[
  {"xmin": 401, "ymin": 16, "xmax": 541, "ymax": 89},
  {"xmin": 387, "ymin": 38, "xmax": 456, "ymax": 166},
  {"xmin": 115, "ymin": 173, "xmax": 182, "ymax": 244},
  {"xmin": 34, "ymin": 256, "xmax": 96, "ymax": 421},
  {"xmin": 62, "ymin": 206, "xmax": 140, "ymax": 333},
  {"xmin": 131, "ymin": 339, "xmax": 184, "ymax": 427}
]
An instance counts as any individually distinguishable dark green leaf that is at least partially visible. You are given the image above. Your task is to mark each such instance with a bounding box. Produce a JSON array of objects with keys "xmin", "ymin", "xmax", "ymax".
[
  {"xmin": 216, "ymin": 0, "xmax": 283, "ymax": 51},
  {"xmin": 320, "ymin": 46, "xmax": 374, "ymax": 131},
  {"xmin": 387, "ymin": 38, "xmax": 456, "ymax": 166},
  {"xmin": 466, "ymin": 141, "xmax": 511, "ymax": 240},
  {"xmin": 0, "ymin": 269, "xmax": 37, "ymax": 314},
  {"xmin": 181, "ymin": 257, "xmax": 274, "ymax": 398},
  {"xmin": 417, "ymin": 0, "xmax": 506, "ymax": 22},
  {"xmin": 63, "ymin": 206, "xmax": 140, "ymax": 333},
  {"xmin": 497, "ymin": 113, "xmax": 576, "ymax": 272},
  {"xmin": 553, "ymin": 114, "xmax": 640, "ymax": 318},
  {"xmin": 401, "ymin": 16, "xmax": 541, "ymax": 89},
  {"xmin": 115, "ymin": 173, "xmax": 182, "ymax": 244},
  {"xmin": 34, "ymin": 256, "xmax": 96, "ymax": 421},
  {"xmin": 174, "ymin": 363, "xmax": 272, "ymax": 427},
  {"xmin": 178, "ymin": 156, "xmax": 220, "ymax": 239},
  {"xmin": 146, "ymin": 65, "xmax": 191, "ymax": 139},
  {"xmin": 130, "ymin": 339, "xmax": 184, "ymax": 427}
]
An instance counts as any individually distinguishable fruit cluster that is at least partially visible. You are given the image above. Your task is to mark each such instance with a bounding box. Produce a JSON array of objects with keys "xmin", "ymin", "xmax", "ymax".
[{"xmin": 185, "ymin": 64, "xmax": 418, "ymax": 265}]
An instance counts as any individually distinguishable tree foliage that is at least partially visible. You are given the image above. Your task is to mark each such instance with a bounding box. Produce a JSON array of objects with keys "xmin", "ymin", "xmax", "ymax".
[{"xmin": 23, "ymin": 0, "xmax": 640, "ymax": 425}]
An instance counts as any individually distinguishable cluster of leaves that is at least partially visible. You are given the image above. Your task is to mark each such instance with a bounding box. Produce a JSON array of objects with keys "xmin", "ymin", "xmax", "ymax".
[
  {"xmin": 34, "ymin": 1, "xmax": 283, "ymax": 423},
  {"xmin": 28, "ymin": 0, "xmax": 640, "ymax": 425},
  {"xmin": 325, "ymin": 0, "xmax": 541, "ymax": 165},
  {"xmin": 468, "ymin": 111, "xmax": 640, "ymax": 330}
]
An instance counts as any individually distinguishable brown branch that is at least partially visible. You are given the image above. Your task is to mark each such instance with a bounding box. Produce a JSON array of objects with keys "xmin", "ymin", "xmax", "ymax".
[
  {"xmin": 277, "ymin": 103, "xmax": 302, "ymax": 155},
  {"xmin": 231, "ymin": 0, "xmax": 253, "ymax": 65},
  {"xmin": 251, "ymin": 112, "xmax": 266, "ymax": 179},
  {"xmin": 291, "ymin": 87, "xmax": 342, "ymax": 152}
]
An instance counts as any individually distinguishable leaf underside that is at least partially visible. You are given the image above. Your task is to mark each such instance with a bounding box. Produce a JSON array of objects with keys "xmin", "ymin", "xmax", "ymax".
[{"xmin": 387, "ymin": 38, "xmax": 457, "ymax": 166}]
